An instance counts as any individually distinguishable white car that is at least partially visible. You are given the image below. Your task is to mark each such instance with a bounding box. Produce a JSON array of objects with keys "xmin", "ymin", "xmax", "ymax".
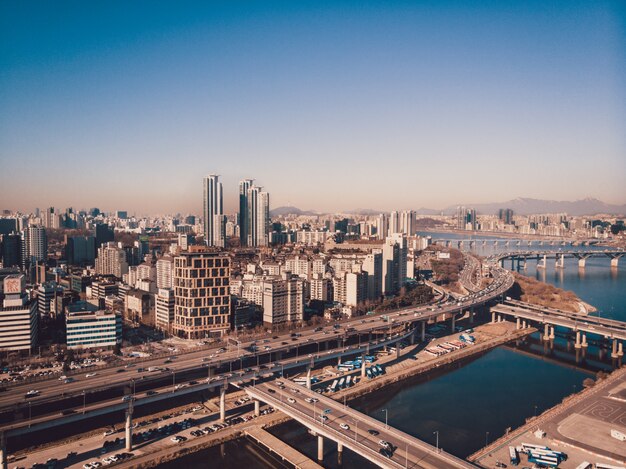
[
  {"xmin": 340, "ymin": 423, "xmax": 350, "ymax": 430},
  {"xmin": 287, "ymin": 397, "xmax": 296, "ymax": 404},
  {"xmin": 86, "ymin": 373, "xmax": 97, "ymax": 378}
]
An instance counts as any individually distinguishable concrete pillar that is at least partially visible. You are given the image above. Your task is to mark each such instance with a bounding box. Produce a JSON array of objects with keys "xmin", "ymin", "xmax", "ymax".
[
  {"xmin": 451, "ymin": 314, "xmax": 456, "ymax": 332},
  {"xmin": 306, "ymin": 368, "xmax": 312, "ymax": 390},
  {"xmin": 125, "ymin": 411, "xmax": 132, "ymax": 451},
  {"xmin": 396, "ymin": 341, "xmax": 400, "ymax": 360},
  {"xmin": 361, "ymin": 354, "xmax": 366, "ymax": 379},
  {"xmin": 549, "ymin": 326, "xmax": 555, "ymax": 340},
  {"xmin": 516, "ymin": 318, "xmax": 521, "ymax": 330},
  {"xmin": 337, "ymin": 442, "xmax": 343, "ymax": 464},
  {"xmin": 410, "ymin": 329, "xmax": 415, "ymax": 345},
  {"xmin": 317, "ymin": 435, "xmax": 324, "ymax": 461},
  {"xmin": 538, "ymin": 255, "xmax": 546, "ymax": 269},
  {"xmin": 619, "ymin": 342, "xmax": 624, "ymax": 358},
  {"xmin": 220, "ymin": 386, "xmax": 226, "ymax": 421},
  {"xmin": 522, "ymin": 320, "xmax": 527, "ymax": 329},
  {"xmin": 578, "ymin": 258, "xmax": 586, "ymax": 268},
  {"xmin": 491, "ymin": 311, "xmax": 496, "ymax": 323},
  {"xmin": 0, "ymin": 432, "xmax": 6, "ymax": 469},
  {"xmin": 421, "ymin": 321, "xmax": 426, "ymax": 342},
  {"xmin": 575, "ymin": 331, "xmax": 581, "ymax": 349},
  {"xmin": 338, "ymin": 355, "xmax": 342, "ymax": 365},
  {"xmin": 469, "ymin": 309, "xmax": 474, "ymax": 324},
  {"xmin": 254, "ymin": 400, "xmax": 260, "ymax": 417},
  {"xmin": 543, "ymin": 324, "xmax": 549, "ymax": 340},
  {"xmin": 582, "ymin": 333, "xmax": 588, "ymax": 348},
  {"xmin": 612, "ymin": 339, "xmax": 619, "ymax": 359},
  {"xmin": 611, "ymin": 258, "xmax": 620, "ymax": 268}
]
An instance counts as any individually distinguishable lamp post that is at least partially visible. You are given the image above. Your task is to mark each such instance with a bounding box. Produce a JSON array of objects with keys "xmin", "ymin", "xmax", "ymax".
[
  {"xmin": 434, "ymin": 430, "xmax": 439, "ymax": 452},
  {"xmin": 172, "ymin": 371, "xmax": 175, "ymax": 393},
  {"xmin": 83, "ymin": 390, "xmax": 86, "ymax": 414},
  {"xmin": 381, "ymin": 409, "xmax": 388, "ymax": 429},
  {"xmin": 485, "ymin": 431, "xmax": 489, "ymax": 447},
  {"xmin": 28, "ymin": 401, "xmax": 32, "ymax": 428}
]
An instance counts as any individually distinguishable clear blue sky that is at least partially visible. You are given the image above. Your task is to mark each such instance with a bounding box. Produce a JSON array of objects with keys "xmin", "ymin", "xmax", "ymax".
[{"xmin": 1, "ymin": 0, "xmax": 624, "ymax": 215}]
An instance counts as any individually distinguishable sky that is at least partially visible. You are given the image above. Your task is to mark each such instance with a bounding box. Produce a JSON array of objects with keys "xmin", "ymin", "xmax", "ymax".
[{"xmin": 1, "ymin": 0, "xmax": 625, "ymax": 216}]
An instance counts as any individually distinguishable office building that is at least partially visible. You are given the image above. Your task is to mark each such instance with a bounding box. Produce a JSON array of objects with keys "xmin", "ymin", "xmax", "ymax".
[
  {"xmin": 0, "ymin": 219, "xmax": 17, "ymax": 236},
  {"xmin": 1, "ymin": 233, "xmax": 21, "ymax": 268},
  {"xmin": 173, "ymin": 250, "xmax": 230, "ymax": 339},
  {"xmin": 203, "ymin": 174, "xmax": 225, "ymax": 247},
  {"xmin": 94, "ymin": 223, "xmax": 114, "ymax": 249},
  {"xmin": 382, "ymin": 234, "xmax": 407, "ymax": 295},
  {"xmin": 65, "ymin": 235, "xmax": 96, "ymax": 266},
  {"xmin": 37, "ymin": 282, "xmax": 63, "ymax": 317},
  {"xmin": 156, "ymin": 256, "xmax": 173, "ymax": 289},
  {"xmin": 65, "ymin": 307, "xmax": 122, "ymax": 350},
  {"xmin": 155, "ymin": 288, "xmax": 175, "ymax": 333},
  {"xmin": 0, "ymin": 275, "xmax": 38, "ymax": 352},
  {"xmin": 21, "ymin": 225, "xmax": 47, "ymax": 269},
  {"xmin": 261, "ymin": 273, "xmax": 305, "ymax": 325}
]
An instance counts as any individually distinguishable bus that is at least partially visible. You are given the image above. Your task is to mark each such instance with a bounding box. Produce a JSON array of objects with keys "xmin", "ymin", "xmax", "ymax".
[
  {"xmin": 366, "ymin": 368, "xmax": 373, "ymax": 379},
  {"xmin": 293, "ymin": 377, "xmax": 308, "ymax": 386},
  {"xmin": 509, "ymin": 447, "xmax": 519, "ymax": 466},
  {"xmin": 375, "ymin": 365, "xmax": 384, "ymax": 375},
  {"xmin": 595, "ymin": 464, "xmax": 626, "ymax": 469},
  {"xmin": 338, "ymin": 363, "xmax": 355, "ymax": 371},
  {"xmin": 574, "ymin": 463, "xmax": 591, "ymax": 469},
  {"xmin": 521, "ymin": 443, "xmax": 549, "ymax": 452},
  {"xmin": 338, "ymin": 377, "xmax": 346, "ymax": 389},
  {"xmin": 346, "ymin": 376, "xmax": 352, "ymax": 387},
  {"xmin": 365, "ymin": 355, "xmax": 375, "ymax": 363}
]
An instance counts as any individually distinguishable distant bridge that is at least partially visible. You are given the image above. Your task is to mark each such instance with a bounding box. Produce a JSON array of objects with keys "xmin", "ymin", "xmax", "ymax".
[
  {"xmin": 493, "ymin": 250, "xmax": 625, "ymax": 268},
  {"xmin": 432, "ymin": 238, "xmax": 599, "ymax": 249}
]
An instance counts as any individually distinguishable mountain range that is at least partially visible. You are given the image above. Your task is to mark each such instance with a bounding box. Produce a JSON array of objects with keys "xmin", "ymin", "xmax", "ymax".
[{"xmin": 270, "ymin": 198, "xmax": 626, "ymax": 217}]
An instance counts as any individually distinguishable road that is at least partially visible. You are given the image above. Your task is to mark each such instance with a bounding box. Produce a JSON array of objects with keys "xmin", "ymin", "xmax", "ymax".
[{"xmin": 245, "ymin": 381, "xmax": 475, "ymax": 469}]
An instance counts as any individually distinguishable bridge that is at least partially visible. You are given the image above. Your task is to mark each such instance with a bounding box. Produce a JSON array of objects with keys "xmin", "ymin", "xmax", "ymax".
[
  {"xmin": 493, "ymin": 249, "xmax": 625, "ymax": 269},
  {"xmin": 243, "ymin": 381, "xmax": 475, "ymax": 469},
  {"xmin": 491, "ymin": 300, "xmax": 626, "ymax": 358},
  {"xmin": 432, "ymin": 238, "xmax": 599, "ymax": 249}
]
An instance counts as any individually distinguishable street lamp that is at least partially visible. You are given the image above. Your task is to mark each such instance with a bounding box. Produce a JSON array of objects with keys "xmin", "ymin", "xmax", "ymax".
[
  {"xmin": 534, "ymin": 405, "xmax": 538, "ymax": 417},
  {"xmin": 381, "ymin": 409, "xmax": 388, "ymax": 429},
  {"xmin": 82, "ymin": 390, "xmax": 86, "ymax": 414},
  {"xmin": 434, "ymin": 430, "xmax": 439, "ymax": 452},
  {"xmin": 172, "ymin": 371, "xmax": 175, "ymax": 393},
  {"xmin": 28, "ymin": 401, "xmax": 32, "ymax": 428},
  {"xmin": 485, "ymin": 431, "xmax": 489, "ymax": 447}
]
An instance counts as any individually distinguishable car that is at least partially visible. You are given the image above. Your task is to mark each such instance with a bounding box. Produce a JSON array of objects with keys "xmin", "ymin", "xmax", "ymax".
[
  {"xmin": 340, "ymin": 423, "xmax": 350, "ymax": 430},
  {"xmin": 320, "ymin": 415, "xmax": 328, "ymax": 422},
  {"xmin": 85, "ymin": 373, "xmax": 97, "ymax": 378},
  {"xmin": 367, "ymin": 429, "xmax": 380, "ymax": 436},
  {"xmin": 287, "ymin": 397, "xmax": 296, "ymax": 403},
  {"xmin": 122, "ymin": 395, "xmax": 132, "ymax": 402},
  {"xmin": 378, "ymin": 440, "xmax": 391, "ymax": 449},
  {"xmin": 146, "ymin": 390, "xmax": 158, "ymax": 396},
  {"xmin": 495, "ymin": 463, "xmax": 507, "ymax": 468},
  {"xmin": 379, "ymin": 447, "xmax": 393, "ymax": 458},
  {"xmin": 25, "ymin": 390, "xmax": 40, "ymax": 398},
  {"xmin": 116, "ymin": 369, "xmax": 126, "ymax": 373},
  {"xmin": 267, "ymin": 388, "xmax": 276, "ymax": 394}
]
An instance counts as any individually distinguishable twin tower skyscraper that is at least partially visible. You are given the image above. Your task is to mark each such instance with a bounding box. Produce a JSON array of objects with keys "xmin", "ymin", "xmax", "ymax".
[{"xmin": 203, "ymin": 175, "xmax": 270, "ymax": 248}]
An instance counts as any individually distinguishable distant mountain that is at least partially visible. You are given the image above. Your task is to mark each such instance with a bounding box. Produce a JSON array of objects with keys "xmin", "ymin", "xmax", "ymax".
[
  {"xmin": 442, "ymin": 198, "xmax": 626, "ymax": 216},
  {"xmin": 416, "ymin": 207, "xmax": 443, "ymax": 216},
  {"xmin": 269, "ymin": 206, "xmax": 319, "ymax": 217}
]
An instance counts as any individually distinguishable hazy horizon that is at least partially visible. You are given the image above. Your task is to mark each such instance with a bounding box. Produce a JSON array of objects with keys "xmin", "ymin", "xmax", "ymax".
[{"xmin": 1, "ymin": 1, "xmax": 625, "ymax": 215}]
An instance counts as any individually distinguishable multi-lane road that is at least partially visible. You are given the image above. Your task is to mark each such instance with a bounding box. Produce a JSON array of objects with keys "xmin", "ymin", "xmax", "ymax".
[{"xmin": 245, "ymin": 381, "xmax": 475, "ymax": 469}]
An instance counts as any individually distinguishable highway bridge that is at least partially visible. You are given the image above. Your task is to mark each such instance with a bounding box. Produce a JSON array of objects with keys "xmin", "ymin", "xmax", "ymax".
[
  {"xmin": 432, "ymin": 238, "xmax": 599, "ymax": 248},
  {"xmin": 494, "ymin": 250, "xmax": 625, "ymax": 269},
  {"xmin": 244, "ymin": 381, "xmax": 475, "ymax": 469},
  {"xmin": 492, "ymin": 300, "xmax": 626, "ymax": 357}
]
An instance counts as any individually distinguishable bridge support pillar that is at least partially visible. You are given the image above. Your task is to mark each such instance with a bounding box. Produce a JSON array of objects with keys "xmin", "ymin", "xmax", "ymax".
[
  {"xmin": 338, "ymin": 355, "xmax": 342, "ymax": 366},
  {"xmin": 491, "ymin": 311, "xmax": 496, "ymax": 323},
  {"xmin": 522, "ymin": 320, "xmax": 527, "ymax": 329},
  {"xmin": 421, "ymin": 321, "xmax": 426, "ymax": 342},
  {"xmin": 619, "ymin": 342, "xmax": 624, "ymax": 358},
  {"xmin": 538, "ymin": 255, "xmax": 547, "ymax": 269},
  {"xmin": 575, "ymin": 331, "xmax": 582, "ymax": 349},
  {"xmin": 549, "ymin": 326, "xmax": 555, "ymax": 340},
  {"xmin": 254, "ymin": 399, "xmax": 260, "ymax": 417},
  {"xmin": 362, "ymin": 354, "xmax": 366, "ymax": 379},
  {"xmin": 451, "ymin": 314, "xmax": 456, "ymax": 332},
  {"xmin": 582, "ymin": 334, "xmax": 588, "ymax": 348},
  {"xmin": 306, "ymin": 368, "xmax": 312, "ymax": 390},
  {"xmin": 611, "ymin": 258, "xmax": 620, "ymax": 268},
  {"xmin": 543, "ymin": 324, "xmax": 550, "ymax": 341},
  {"xmin": 125, "ymin": 410, "xmax": 133, "ymax": 451},
  {"xmin": 410, "ymin": 329, "xmax": 415, "ymax": 345},
  {"xmin": 612, "ymin": 339, "xmax": 619, "ymax": 359},
  {"xmin": 469, "ymin": 309, "xmax": 474, "ymax": 324},
  {"xmin": 396, "ymin": 341, "xmax": 401, "ymax": 360},
  {"xmin": 578, "ymin": 258, "xmax": 586, "ymax": 269},
  {"xmin": 516, "ymin": 318, "xmax": 521, "ymax": 330},
  {"xmin": 317, "ymin": 435, "xmax": 324, "ymax": 461},
  {"xmin": 220, "ymin": 386, "xmax": 226, "ymax": 421},
  {"xmin": 555, "ymin": 255, "xmax": 564, "ymax": 269},
  {"xmin": 0, "ymin": 432, "xmax": 6, "ymax": 469}
]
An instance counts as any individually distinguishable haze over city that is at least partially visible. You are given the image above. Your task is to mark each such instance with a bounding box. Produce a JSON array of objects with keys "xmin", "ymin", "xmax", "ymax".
[{"xmin": 1, "ymin": 1, "xmax": 625, "ymax": 215}]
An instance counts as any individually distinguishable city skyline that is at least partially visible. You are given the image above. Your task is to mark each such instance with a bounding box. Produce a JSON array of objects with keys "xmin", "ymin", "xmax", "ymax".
[{"xmin": 1, "ymin": 1, "xmax": 625, "ymax": 214}]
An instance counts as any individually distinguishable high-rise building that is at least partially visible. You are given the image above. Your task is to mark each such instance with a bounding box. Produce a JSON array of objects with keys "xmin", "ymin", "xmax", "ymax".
[
  {"xmin": 94, "ymin": 223, "xmax": 114, "ymax": 249},
  {"xmin": 261, "ymin": 273, "xmax": 304, "ymax": 325},
  {"xmin": 37, "ymin": 282, "xmax": 63, "ymax": 317},
  {"xmin": 173, "ymin": 250, "xmax": 230, "ymax": 339},
  {"xmin": 399, "ymin": 210, "xmax": 415, "ymax": 236},
  {"xmin": 362, "ymin": 249, "xmax": 383, "ymax": 300},
  {"xmin": 375, "ymin": 213, "xmax": 388, "ymax": 240},
  {"xmin": 239, "ymin": 179, "xmax": 254, "ymax": 246},
  {"xmin": 382, "ymin": 234, "xmax": 407, "ymax": 295},
  {"xmin": 65, "ymin": 235, "xmax": 96, "ymax": 266},
  {"xmin": 155, "ymin": 288, "xmax": 175, "ymax": 333},
  {"xmin": 0, "ymin": 219, "xmax": 17, "ymax": 236},
  {"xmin": 498, "ymin": 208, "xmax": 514, "ymax": 225},
  {"xmin": 21, "ymin": 225, "xmax": 47, "ymax": 269},
  {"xmin": 95, "ymin": 242, "xmax": 129, "ymax": 278},
  {"xmin": 389, "ymin": 211, "xmax": 400, "ymax": 235},
  {"xmin": 0, "ymin": 275, "xmax": 38, "ymax": 351},
  {"xmin": 65, "ymin": 307, "xmax": 121, "ymax": 350},
  {"xmin": 1, "ymin": 233, "xmax": 21, "ymax": 268},
  {"xmin": 247, "ymin": 186, "xmax": 270, "ymax": 247},
  {"xmin": 203, "ymin": 175, "xmax": 225, "ymax": 247}
]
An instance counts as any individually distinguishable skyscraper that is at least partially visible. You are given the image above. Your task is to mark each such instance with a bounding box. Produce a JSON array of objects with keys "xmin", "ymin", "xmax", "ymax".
[
  {"xmin": 247, "ymin": 185, "xmax": 270, "ymax": 247},
  {"xmin": 203, "ymin": 175, "xmax": 225, "ymax": 247},
  {"xmin": 239, "ymin": 179, "xmax": 254, "ymax": 246},
  {"xmin": 21, "ymin": 225, "xmax": 47, "ymax": 269}
]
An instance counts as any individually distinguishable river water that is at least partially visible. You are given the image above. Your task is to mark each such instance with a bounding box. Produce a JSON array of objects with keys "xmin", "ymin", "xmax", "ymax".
[{"xmin": 170, "ymin": 231, "xmax": 624, "ymax": 467}]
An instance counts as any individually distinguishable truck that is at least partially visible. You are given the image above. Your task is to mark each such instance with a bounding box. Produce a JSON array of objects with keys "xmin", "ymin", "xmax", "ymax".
[{"xmin": 611, "ymin": 429, "xmax": 626, "ymax": 441}]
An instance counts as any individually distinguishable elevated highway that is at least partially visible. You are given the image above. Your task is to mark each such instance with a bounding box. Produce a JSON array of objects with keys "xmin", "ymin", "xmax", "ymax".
[{"xmin": 244, "ymin": 381, "xmax": 475, "ymax": 469}]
